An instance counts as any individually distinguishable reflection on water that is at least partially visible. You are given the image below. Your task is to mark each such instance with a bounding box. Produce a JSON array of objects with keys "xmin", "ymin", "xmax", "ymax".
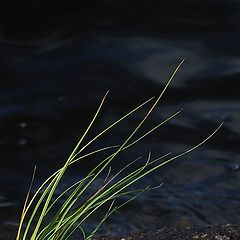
[{"xmin": 0, "ymin": 29, "xmax": 240, "ymax": 238}]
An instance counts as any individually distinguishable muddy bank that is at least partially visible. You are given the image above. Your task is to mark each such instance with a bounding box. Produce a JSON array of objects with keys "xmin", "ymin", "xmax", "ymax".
[{"xmin": 95, "ymin": 225, "xmax": 240, "ymax": 240}]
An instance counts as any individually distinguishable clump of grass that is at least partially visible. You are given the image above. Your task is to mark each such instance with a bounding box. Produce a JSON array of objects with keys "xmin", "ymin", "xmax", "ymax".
[{"xmin": 16, "ymin": 60, "xmax": 222, "ymax": 240}]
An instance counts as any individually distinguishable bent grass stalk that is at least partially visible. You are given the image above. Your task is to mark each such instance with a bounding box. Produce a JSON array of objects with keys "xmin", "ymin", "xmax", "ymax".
[{"xmin": 16, "ymin": 60, "xmax": 223, "ymax": 240}]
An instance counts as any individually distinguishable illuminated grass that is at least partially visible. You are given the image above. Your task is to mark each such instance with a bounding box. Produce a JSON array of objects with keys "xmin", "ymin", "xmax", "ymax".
[{"xmin": 16, "ymin": 60, "xmax": 222, "ymax": 240}]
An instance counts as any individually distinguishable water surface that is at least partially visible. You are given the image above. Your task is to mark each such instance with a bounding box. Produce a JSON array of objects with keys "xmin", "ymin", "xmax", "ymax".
[{"xmin": 0, "ymin": 25, "xmax": 240, "ymax": 237}]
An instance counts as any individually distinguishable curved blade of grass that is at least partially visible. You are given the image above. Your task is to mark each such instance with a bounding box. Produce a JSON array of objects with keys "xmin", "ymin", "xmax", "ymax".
[
  {"xmin": 16, "ymin": 166, "xmax": 36, "ymax": 240},
  {"xmin": 104, "ymin": 166, "xmax": 112, "ymax": 183},
  {"xmin": 126, "ymin": 110, "xmax": 182, "ymax": 149},
  {"xmin": 78, "ymin": 226, "xmax": 86, "ymax": 240}
]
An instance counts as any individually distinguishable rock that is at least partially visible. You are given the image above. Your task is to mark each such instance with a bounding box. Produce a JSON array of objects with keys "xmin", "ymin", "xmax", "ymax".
[{"xmin": 94, "ymin": 225, "xmax": 240, "ymax": 240}]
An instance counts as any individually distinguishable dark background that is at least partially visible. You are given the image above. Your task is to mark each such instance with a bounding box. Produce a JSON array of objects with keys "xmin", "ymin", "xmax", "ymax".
[{"xmin": 0, "ymin": 1, "xmax": 240, "ymax": 238}]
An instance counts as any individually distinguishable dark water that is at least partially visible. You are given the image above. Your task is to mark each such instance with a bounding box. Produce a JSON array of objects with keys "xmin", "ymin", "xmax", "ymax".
[{"xmin": 0, "ymin": 2, "xmax": 240, "ymax": 238}]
